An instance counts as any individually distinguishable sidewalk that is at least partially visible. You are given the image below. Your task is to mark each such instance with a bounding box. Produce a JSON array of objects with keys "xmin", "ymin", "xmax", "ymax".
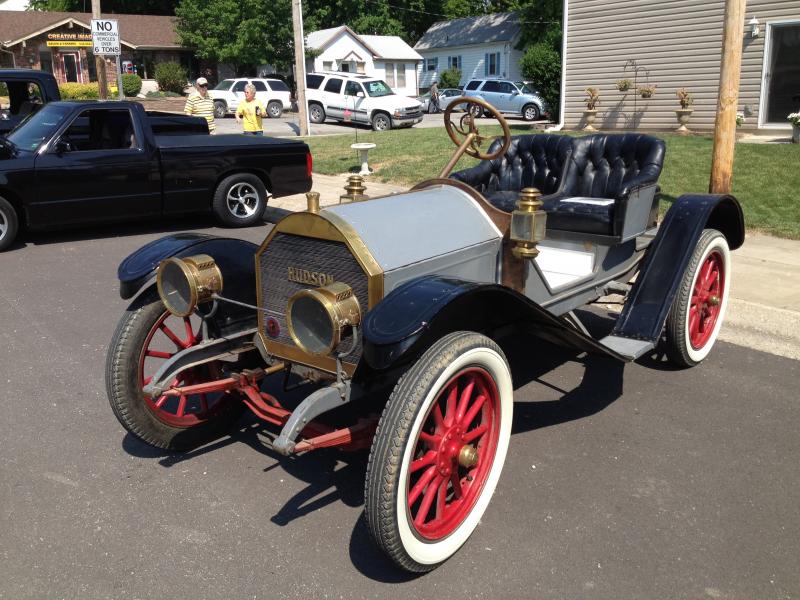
[{"xmin": 271, "ymin": 173, "xmax": 800, "ymax": 360}]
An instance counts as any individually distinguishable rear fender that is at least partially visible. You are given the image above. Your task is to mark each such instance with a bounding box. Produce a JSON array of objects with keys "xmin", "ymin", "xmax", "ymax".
[
  {"xmin": 611, "ymin": 193, "xmax": 744, "ymax": 343},
  {"xmin": 361, "ymin": 276, "xmax": 627, "ymax": 371}
]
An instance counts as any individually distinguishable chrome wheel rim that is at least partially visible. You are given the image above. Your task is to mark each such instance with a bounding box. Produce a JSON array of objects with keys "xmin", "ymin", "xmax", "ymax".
[
  {"xmin": 226, "ymin": 182, "xmax": 259, "ymax": 218},
  {"xmin": 268, "ymin": 103, "xmax": 281, "ymax": 117},
  {"xmin": 374, "ymin": 116, "xmax": 389, "ymax": 130},
  {"xmin": 310, "ymin": 106, "xmax": 322, "ymax": 121},
  {"xmin": 0, "ymin": 209, "xmax": 7, "ymax": 239},
  {"xmin": 524, "ymin": 106, "xmax": 537, "ymax": 120}
]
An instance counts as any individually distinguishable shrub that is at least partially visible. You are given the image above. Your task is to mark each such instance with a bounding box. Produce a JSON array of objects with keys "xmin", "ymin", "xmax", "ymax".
[
  {"xmin": 520, "ymin": 42, "xmax": 562, "ymax": 119},
  {"xmin": 154, "ymin": 62, "xmax": 187, "ymax": 94},
  {"xmin": 439, "ymin": 68, "xmax": 462, "ymax": 89},
  {"xmin": 145, "ymin": 90, "xmax": 182, "ymax": 98},
  {"xmin": 676, "ymin": 88, "xmax": 693, "ymax": 109},
  {"xmin": 121, "ymin": 73, "xmax": 142, "ymax": 97},
  {"xmin": 585, "ymin": 87, "xmax": 600, "ymax": 110},
  {"xmin": 59, "ymin": 83, "xmax": 99, "ymax": 99}
]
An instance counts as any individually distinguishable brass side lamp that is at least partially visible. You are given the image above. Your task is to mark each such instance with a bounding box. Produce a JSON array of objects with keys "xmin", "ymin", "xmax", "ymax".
[
  {"xmin": 339, "ymin": 175, "xmax": 369, "ymax": 204},
  {"xmin": 510, "ymin": 187, "xmax": 547, "ymax": 259}
]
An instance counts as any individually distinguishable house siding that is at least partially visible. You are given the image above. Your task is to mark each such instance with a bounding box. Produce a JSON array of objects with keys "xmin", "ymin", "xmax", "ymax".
[
  {"xmin": 417, "ymin": 41, "xmax": 523, "ymax": 89},
  {"xmin": 564, "ymin": 0, "xmax": 800, "ymax": 131}
]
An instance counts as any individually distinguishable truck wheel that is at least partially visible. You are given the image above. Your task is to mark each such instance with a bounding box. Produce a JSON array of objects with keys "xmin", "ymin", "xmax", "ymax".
[
  {"xmin": 364, "ymin": 331, "xmax": 513, "ymax": 572},
  {"xmin": 371, "ymin": 112, "xmax": 392, "ymax": 131},
  {"xmin": 0, "ymin": 196, "xmax": 19, "ymax": 252},
  {"xmin": 267, "ymin": 101, "xmax": 283, "ymax": 118},
  {"xmin": 105, "ymin": 287, "xmax": 245, "ymax": 451},
  {"xmin": 213, "ymin": 100, "xmax": 227, "ymax": 119},
  {"xmin": 664, "ymin": 229, "xmax": 731, "ymax": 368},
  {"xmin": 522, "ymin": 104, "xmax": 540, "ymax": 121},
  {"xmin": 212, "ymin": 173, "xmax": 268, "ymax": 227},
  {"xmin": 309, "ymin": 103, "xmax": 325, "ymax": 124}
]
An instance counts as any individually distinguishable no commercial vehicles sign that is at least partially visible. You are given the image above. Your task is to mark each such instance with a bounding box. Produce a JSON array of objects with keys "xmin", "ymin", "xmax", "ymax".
[{"xmin": 91, "ymin": 19, "xmax": 120, "ymax": 55}]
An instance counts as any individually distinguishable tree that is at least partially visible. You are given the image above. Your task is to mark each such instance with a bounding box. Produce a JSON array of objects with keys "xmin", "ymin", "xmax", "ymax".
[
  {"xmin": 175, "ymin": 0, "xmax": 293, "ymax": 75},
  {"xmin": 29, "ymin": 0, "xmax": 180, "ymax": 14}
]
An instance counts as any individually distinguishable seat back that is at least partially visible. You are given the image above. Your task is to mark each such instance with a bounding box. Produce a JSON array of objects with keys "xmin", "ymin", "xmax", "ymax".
[{"xmin": 562, "ymin": 133, "xmax": 665, "ymax": 198}]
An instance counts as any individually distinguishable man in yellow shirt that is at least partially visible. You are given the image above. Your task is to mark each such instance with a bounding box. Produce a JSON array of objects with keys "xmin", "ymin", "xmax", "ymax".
[
  {"xmin": 235, "ymin": 83, "xmax": 266, "ymax": 135},
  {"xmin": 184, "ymin": 77, "xmax": 215, "ymax": 134}
]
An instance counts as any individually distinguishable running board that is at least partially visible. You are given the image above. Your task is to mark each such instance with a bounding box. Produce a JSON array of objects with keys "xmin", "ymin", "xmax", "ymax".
[{"xmin": 598, "ymin": 335, "xmax": 655, "ymax": 360}]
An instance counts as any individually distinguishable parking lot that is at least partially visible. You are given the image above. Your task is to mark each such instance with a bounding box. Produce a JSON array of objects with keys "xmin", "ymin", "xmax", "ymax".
[{"xmin": 1, "ymin": 214, "xmax": 798, "ymax": 599}]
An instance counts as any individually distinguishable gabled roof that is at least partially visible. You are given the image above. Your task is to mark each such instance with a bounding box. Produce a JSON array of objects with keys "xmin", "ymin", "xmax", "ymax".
[
  {"xmin": 306, "ymin": 25, "xmax": 422, "ymax": 61},
  {"xmin": 414, "ymin": 12, "xmax": 521, "ymax": 51},
  {"xmin": 0, "ymin": 10, "xmax": 183, "ymax": 49}
]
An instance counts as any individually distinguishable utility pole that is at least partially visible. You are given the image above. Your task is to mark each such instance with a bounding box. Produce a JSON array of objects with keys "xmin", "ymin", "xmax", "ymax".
[
  {"xmin": 709, "ymin": 0, "xmax": 746, "ymax": 193},
  {"xmin": 292, "ymin": 0, "xmax": 310, "ymax": 136},
  {"xmin": 91, "ymin": 0, "xmax": 108, "ymax": 100}
]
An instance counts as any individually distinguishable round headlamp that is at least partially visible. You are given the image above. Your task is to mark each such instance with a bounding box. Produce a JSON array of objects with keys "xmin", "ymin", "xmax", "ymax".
[
  {"xmin": 287, "ymin": 282, "xmax": 361, "ymax": 356},
  {"xmin": 156, "ymin": 254, "xmax": 223, "ymax": 317}
]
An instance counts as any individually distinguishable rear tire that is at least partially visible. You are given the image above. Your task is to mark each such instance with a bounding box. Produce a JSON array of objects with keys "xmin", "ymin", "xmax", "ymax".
[
  {"xmin": 522, "ymin": 104, "xmax": 540, "ymax": 121},
  {"xmin": 309, "ymin": 103, "xmax": 325, "ymax": 124},
  {"xmin": 664, "ymin": 229, "xmax": 731, "ymax": 367},
  {"xmin": 267, "ymin": 101, "xmax": 282, "ymax": 118},
  {"xmin": 213, "ymin": 100, "xmax": 227, "ymax": 119},
  {"xmin": 371, "ymin": 112, "xmax": 391, "ymax": 131},
  {"xmin": 0, "ymin": 196, "xmax": 19, "ymax": 252},
  {"xmin": 212, "ymin": 173, "xmax": 268, "ymax": 227}
]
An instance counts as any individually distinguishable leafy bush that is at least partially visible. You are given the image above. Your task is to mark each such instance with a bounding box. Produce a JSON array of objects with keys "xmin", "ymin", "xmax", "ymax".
[
  {"xmin": 520, "ymin": 42, "xmax": 561, "ymax": 120},
  {"xmin": 439, "ymin": 68, "xmax": 462, "ymax": 89},
  {"xmin": 121, "ymin": 73, "xmax": 142, "ymax": 97},
  {"xmin": 154, "ymin": 62, "xmax": 187, "ymax": 94},
  {"xmin": 145, "ymin": 90, "xmax": 183, "ymax": 98},
  {"xmin": 59, "ymin": 83, "xmax": 100, "ymax": 99}
]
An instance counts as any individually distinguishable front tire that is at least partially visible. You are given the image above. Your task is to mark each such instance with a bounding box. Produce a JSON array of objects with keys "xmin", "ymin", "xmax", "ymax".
[
  {"xmin": 0, "ymin": 195, "xmax": 19, "ymax": 252},
  {"xmin": 105, "ymin": 288, "xmax": 245, "ymax": 451},
  {"xmin": 213, "ymin": 100, "xmax": 227, "ymax": 119},
  {"xmin": 267, "ymin": 100, "xmax": 282, "ymax": 118},
  {"xmin": 664, "ymin": 229, "xmax": 731, "ymax": 367},
  {"xmin": 365, "ymin": 332, "xmax": 513, "ymax": 572},
  {"xmin": 212, "ymin": 173, "xmax": 268, "ymax": 227},
  {"xmin": 308, "ymin": 102, "xmax": 325, "ymax": 124},
  {"xmin": 371, "ymin": 112, "xmax": 392, "ymax": 131}
]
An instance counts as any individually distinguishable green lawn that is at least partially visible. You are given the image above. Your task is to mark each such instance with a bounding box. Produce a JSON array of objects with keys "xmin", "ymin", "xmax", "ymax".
[{"xmin": 305, "ymin": 124, "xmax": 800, "ymax": 239}]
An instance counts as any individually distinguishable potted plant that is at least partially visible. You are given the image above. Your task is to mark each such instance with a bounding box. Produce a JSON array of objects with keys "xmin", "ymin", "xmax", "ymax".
[
  {"xmin": 638, "ymin": 84, "xmax": 657, "ymax": 99},
  {"xmin": 616, "ymin": 79, "xmax": 632, "ymax": 92},
  {"xmin": 675, "ymin": 88, "xmax": 693, "ymax": 133},
  {"xmin": 789, "ymin": 112, "xmax": 800, "ymax": 144},
  {"xmin": 583, "ymin": 87, "xmax": 600, "ymax": 130}
]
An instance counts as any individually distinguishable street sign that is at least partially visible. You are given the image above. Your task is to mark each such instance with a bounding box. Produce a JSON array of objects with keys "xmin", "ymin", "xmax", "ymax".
[{"xmin": 91, "ymin": 19, "xmax": 120, "ymax": 55}]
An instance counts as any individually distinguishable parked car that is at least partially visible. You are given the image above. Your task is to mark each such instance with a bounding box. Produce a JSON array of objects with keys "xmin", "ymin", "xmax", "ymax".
[
  {"xmin": 0, "ymin": 69, "xmax": 60, "ymax": 135},
  {"xmin": 105, "ymin": 97, "xmax": 743, "ymax": 573},
  {"xmin": 208, "ymin": 77, "xmax": 292, "ymax": 119},
  {"xmin": 416, "ymin": 88, "xmax": 464, "ymax": 113},
  {"xmin": 463, "ymin": 78, "xmax": 549, "ymax": 121},
  {"xmin": 305, "ymin": 72, "xmax": 423, "ymax": 131},
  {"xmin": 0, "ymin": 101, "xmax": 312, "ymax": 251}
]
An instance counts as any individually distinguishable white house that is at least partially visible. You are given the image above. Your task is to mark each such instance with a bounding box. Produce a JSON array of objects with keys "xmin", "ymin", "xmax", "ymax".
[
  {"xmin": 305, "ymin": 26, "xmax": 423, "ymax": 97},
  {"xmin": 414, "ymin": 12, "xmax": 524, "ymax": 91}
]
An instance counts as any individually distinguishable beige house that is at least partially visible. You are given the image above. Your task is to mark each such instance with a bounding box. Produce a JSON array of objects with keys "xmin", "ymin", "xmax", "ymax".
[{"xmin": 561, "ymin": 0, "xmax": 800, "ymax": 132}]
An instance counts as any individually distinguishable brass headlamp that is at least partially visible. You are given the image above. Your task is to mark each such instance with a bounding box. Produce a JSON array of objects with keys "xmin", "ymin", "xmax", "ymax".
[
  {"xmin": 510, "ymin": 187, "xmax": 548, "ymax": 259},
  {"xmin": 156, "ymin": 254, "xmax": 223, "ymax": 317},
  {"xmin": 287, "ymin": 282, "xmax": 361, "ymax": 356}
]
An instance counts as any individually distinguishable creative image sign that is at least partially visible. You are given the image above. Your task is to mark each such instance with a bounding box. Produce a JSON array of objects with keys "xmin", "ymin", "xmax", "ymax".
[
  {"xmin": 46, "ymin": 32, "xmax": 92, "ymax": 47},
  {"xmin": 91, "ymin": 19, "xmax": 120, "ymax": 55}
]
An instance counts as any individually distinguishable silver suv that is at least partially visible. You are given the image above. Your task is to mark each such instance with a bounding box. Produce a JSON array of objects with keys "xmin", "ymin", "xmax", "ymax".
[{"xmin": 463, "ymin": 78, "xmax": 549, "ymax": 121}]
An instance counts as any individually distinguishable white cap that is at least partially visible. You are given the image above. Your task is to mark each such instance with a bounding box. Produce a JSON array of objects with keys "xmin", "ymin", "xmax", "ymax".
[{"xmin": 196, "ymin": 77, "xmax": 208, "ymax": 86}]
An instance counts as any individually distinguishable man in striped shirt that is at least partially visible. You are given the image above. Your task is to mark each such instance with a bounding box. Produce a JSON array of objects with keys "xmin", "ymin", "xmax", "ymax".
[{"xmin": 184, "ymin": 77, "xmax": 216, "ymax": 134}]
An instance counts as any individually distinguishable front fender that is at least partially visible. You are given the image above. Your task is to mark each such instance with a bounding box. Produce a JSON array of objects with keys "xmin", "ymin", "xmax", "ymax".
[{"xmin": 362, "ymin": 276, "xmax": 627, "ymax": 371}]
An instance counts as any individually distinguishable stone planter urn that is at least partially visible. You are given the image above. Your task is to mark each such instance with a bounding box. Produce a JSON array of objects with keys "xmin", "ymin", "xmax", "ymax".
[
  {"xmin": 793, "ymin": 124, "xmax": 800, "ymax": 144},
  {"xmin": 675, "ymin": 109, "xmax": 693, "ymax": 133},
  {"xmin": 583, "ymin": 109, "xmax": 598, "ymax": 131}
]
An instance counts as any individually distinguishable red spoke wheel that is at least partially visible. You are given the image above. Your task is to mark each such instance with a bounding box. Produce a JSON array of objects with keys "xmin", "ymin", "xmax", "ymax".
[
  {"xmin": 664, "ymin": 229, "xmax": 731, "ymax": 368},
  {"xmin": 106, "ymin": 287, "xmax": 244, "ymax": 450},
  {"xmin": 365, "ymin": 332, "xmax": 513, "ymax": 572}
]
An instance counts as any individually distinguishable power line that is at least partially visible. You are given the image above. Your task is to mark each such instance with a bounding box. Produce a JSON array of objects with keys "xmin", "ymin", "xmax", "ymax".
[{"xmin": 360, "ymin": 0, "xmax": 559, "ymax": 24}]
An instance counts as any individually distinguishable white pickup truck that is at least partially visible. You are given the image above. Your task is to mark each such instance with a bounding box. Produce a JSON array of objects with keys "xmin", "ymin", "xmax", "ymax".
[{"xmin": 208, "ymin": 78, "xmax": 292, "ymax": 119}]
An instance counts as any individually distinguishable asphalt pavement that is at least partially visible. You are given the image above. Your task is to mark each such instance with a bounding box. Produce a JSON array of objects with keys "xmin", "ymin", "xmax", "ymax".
[{"xmin": 0, "ymin": 211, "xmax": 798, "ymax": 599}]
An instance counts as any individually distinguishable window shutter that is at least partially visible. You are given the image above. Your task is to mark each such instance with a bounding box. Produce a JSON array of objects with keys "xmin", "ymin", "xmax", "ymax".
[{"xmin": 484, "ymin": 53, "xmax": 488, "ymax": 76}]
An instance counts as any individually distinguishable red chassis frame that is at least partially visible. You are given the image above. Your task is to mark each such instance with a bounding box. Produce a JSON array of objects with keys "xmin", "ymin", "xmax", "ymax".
[{"xmin": 158, "ymin": 366, "xmax": 378, "ymax": 453}]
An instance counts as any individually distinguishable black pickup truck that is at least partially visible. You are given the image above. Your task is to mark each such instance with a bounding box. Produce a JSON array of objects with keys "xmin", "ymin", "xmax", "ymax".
[{"xmin": 0, "ymin": 100, "xmax": 313, "ymax": 251}]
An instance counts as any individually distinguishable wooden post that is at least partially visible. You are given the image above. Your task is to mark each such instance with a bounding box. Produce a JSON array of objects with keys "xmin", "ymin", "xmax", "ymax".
[
  {"xmin": 91, "ymin": 0, "xmax": 108, "ymax": 100},
  {"xmin": 292, "ymin": 0, "xmax": 309, "ymax": 136},
  {"xmin": 709, "ymin": 0, "xmax": 746, "ymax": 193}
]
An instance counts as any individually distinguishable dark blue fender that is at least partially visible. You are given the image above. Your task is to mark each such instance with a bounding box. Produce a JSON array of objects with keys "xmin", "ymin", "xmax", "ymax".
[
  {"xmin": 611, "ymin": 193, "xmax": 744, "ymax": 343},
  {"xmin": 117, "ymin": 233, "xmax": 259, "ymax": 332},
  {"xmin": 361, "ymin": 276, "xmax": 628, "ymax": 371}
]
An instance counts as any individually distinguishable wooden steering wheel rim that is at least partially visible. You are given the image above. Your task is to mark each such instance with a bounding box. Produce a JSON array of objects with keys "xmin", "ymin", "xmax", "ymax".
[{"xmin": 444, "ymin": 97, "xmax": 512, "ymax": 160}]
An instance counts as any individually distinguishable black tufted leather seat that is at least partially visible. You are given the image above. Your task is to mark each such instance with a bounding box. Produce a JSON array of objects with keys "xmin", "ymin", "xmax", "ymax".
[
  {"xmin": 450, "ymin": 134, "xmax": 573, "ymax": 212},
  {"xmin": 450, "ymin": 133, "xmax": 665, "ymax": 237}
]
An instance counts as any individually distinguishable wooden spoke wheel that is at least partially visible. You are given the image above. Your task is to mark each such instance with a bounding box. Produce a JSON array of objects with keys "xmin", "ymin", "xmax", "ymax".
[{"xmin": 444, "ymin": 97, "xmax": 511, "ymax": 161}]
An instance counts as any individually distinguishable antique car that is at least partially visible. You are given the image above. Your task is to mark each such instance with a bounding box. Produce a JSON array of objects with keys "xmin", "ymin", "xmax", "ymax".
[
  {"xmin": 105, "ymin": 97, "xmax": 744, "ymax": 572},
  {"xmin": 0, "ymin": 100, "xmax": 312, "ymax": 251}
]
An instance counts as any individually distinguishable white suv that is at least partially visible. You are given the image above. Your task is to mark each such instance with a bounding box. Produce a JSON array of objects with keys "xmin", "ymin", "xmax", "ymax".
[
  {"xmin": 305, "ymin": 72, "xmax": 423, "ymax": 131},
  {"xmin": 209, "ymin": 78, "xmax": 292, "ymax": 119}
]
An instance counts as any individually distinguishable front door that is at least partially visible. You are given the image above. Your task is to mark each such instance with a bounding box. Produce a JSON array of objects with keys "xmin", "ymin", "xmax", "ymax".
[
  {"xmin": 344, "ymin": 81, "xmax": 368, "ymax": 123},
  {"xmin": 62, "ymin": 53, "xmax": 79, "ymax": 83},
  {"xmin": 762, "ymin": 22, "xmax": 800, "ymax": 126}
]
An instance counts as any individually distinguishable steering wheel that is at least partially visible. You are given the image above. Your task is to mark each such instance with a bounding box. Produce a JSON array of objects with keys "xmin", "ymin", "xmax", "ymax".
[{"xmin": 439, "ymin": 97, "xmax": 511, "ymax": 178}]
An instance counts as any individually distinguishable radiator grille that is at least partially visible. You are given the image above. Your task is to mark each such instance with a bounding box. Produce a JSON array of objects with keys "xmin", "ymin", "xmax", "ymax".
[{"xmin": 258, "ymin": 233, "xmax": 368, "ymax": 365}]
